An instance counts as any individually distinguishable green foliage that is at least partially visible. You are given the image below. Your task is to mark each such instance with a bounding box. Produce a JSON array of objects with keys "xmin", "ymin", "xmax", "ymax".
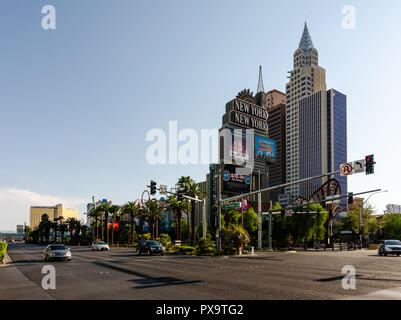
[
  {"xmin": 271, "ymin": 202, "xmax": 282, "ymax": 211},
  {"xmin": 382, "ymin": 214, "xmax": 401, "ymax": 239},
  {"xmin": 136, "ymin": 233, "xmax": 151, "ymax": 241},
  {"xmin": 175, "ymin": 245, "xmax": 196, "ymax": 253},
  {"xmin": 224, "ymin": 225, "xmax": 251, "ymax": 254},
  {"xmin": 180, "ymin": 217, "xmax": 188, "ymax": 240},
  {"xmin": 157, "ymin": 233, "xmax": 172, "ymax": 248},
  {"xmin": 243, "ymin": 208, "xmax": 258, "ymax": 234},
  {"xmin": 273, "ymin": 211, "xmax": 328, "ymax": 247},
  {"xmin": 223, "ymin": 246, "xmax": 237, "ymax": 255},
  {"xmin": 0, "ymin": 241, "xmax": 7, "ymax": 263}
]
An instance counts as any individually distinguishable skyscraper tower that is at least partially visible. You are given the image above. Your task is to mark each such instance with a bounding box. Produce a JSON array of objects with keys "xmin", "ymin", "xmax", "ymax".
[{"xmin": 283, "ymin": 23, "xmax": 327, "ymax": 204}]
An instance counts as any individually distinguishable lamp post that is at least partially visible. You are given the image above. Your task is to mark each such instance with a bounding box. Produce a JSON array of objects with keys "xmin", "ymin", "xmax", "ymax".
[{"xmin": 359, "ymin": 190, "xmax": 388, "ymax": 249}]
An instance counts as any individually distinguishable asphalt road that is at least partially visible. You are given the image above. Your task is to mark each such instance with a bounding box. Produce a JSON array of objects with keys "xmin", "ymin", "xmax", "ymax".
[{"xmin": 5, "ymin": 243, "xmax": 401, "ymax": 300}]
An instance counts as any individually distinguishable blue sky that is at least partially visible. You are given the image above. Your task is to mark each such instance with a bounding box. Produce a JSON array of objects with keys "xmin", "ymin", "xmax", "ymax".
[{"xmin": 1, "ymin": 0, "xmax": 400, "ymax": 230}]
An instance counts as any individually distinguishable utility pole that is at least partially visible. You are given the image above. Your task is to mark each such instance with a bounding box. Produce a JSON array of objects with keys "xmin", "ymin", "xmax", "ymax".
[
  {"xmin": 202, "ymin": 199, "xmax": 207, "ymax": 239},
  {"xmin": 268, "ymin": 200, "xmax": 273, "ymax": 251},
  {"xmin": 217, "ymin": 164, "xmax": 222, "ymax": 251},
  {"xmin": 257, "ymin": 192, "xmax": 262, "ymax": 249}
]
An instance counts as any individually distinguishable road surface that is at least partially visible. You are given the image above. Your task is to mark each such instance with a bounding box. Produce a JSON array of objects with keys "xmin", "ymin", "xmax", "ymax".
[{"xmin": 4, "ymin": 243, "xmax": 401, "ymax": 300}]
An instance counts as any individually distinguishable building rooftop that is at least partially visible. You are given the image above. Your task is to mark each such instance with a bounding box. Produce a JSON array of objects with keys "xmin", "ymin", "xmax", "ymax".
[{"xmin": 298, "ymin": 22, "xmax": 315, "ymax": 53}]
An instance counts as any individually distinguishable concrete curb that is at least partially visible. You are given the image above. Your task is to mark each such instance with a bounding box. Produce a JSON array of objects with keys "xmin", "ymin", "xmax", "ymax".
[{"xmin": 0, "ymin": 251, "xmax": 13, "ymax": 266}]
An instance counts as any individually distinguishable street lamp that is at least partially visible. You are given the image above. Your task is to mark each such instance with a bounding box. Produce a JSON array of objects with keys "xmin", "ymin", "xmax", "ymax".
[{"xmin": 359, "ymin": 190, "xmax": 388, "ymax": 249}]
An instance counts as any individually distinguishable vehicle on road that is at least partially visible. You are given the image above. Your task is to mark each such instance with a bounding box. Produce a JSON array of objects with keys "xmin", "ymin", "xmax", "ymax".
[
  {"xmin": 378, "ymin": 240, "xmax": 401, "ymax": 256},
  {"xmin": 137, "ymin": 240, "xmax": 165, "ymax": 255},
  {"xmin": 91, "ymin": 241, "xmax": 110, "ymax": 251},
  {"xmin": 44, "ymin": 244, "xmax": 72, "ymax": 261}
]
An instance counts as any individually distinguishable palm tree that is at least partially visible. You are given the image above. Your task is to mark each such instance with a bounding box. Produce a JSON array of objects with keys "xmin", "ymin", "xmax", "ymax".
[
  {"xmin": 109, "ymin": 205, "xmax": 120, "ymax": 245},
  {"xmin": 141, "ymin": 199, "xmax": 164, "ymax": 240},
  {"xmin": 178, "ymin": 176, "xmax": 192, "ymax": 242},
  {"xmin": 166, "ymin": 195, "xmax": 186, "ymax": 240},
  {"xmin": 178, "ymin": 177, "xmax": 205, "ymax": 245},
  {"xmin": 225, "ymin": 225, "xmax": 251, "ymax": 254},
  {"xmin": 66, "ymin": 217, "xmax": 78, "ymax": 241},
  {"xmin": 59, "ymin": 222, "xmax": 68, "ymax": 244},
  {"xmin": 38, "ymin": 214, "xmax": 51, "ymax": 243},
  {"xmin": 121, "ymin": 201, "xmax": 141, "ymax": 244},
  {"xmin": 88, "ymin": 206, "xmax": 102, "ymax": 241},
  {"xmin": 51, "ymin": 219, "xmax": 59, "ymax": 243},
  {"xmin": 99, "ymin": 202, "xmax": 111, "ymax": 244}
]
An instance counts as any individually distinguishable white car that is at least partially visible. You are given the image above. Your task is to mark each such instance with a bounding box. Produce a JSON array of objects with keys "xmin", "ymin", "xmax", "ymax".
[{"xmin": 91, "ymin": 241, "xmax": 110, "ymax": 251}]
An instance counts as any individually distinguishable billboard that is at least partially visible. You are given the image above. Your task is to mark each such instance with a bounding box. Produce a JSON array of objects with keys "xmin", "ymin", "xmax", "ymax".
[
  {"xmin": 222, "ymin": 164, "xmax": 251, "ymax": 194},
  {"xmin": 255, "ymin": 135, "xmax": 276, "ymax": 162}
]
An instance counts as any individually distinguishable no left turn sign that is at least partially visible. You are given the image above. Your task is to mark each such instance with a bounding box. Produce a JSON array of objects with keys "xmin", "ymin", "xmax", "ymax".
[{"xmin": 340, "ymin": 162, "xmax": 353, "ymax": 176}]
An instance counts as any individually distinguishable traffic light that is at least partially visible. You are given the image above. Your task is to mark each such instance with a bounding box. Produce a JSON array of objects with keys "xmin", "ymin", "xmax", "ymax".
[
  {"xmin": 359, "ymin": 226, "xmax": 363, "ymax": 234},
  {"xmin": 150, "ymin": 180, "xmax": 157, "ymax": 195},
  {"xmin": 177, "ymin": 189, "xmax": 184, "ymax": 201},
  {"xmin": 348, "ymin": 192, "xmax": 354, "ymax": 204},
  {"xmin": 365, "ymin": 154, "xmax": 375, "ymax": 175}
]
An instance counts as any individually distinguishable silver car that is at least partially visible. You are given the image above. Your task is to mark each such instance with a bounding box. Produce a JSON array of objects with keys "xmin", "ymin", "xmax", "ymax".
[
  {"xmin": 44, "ymin": 244, "xmax": 72, "ymax": 261},
  {"xmin": 378, "ymin": 240, "xmax": 401, "ymax": 256}
]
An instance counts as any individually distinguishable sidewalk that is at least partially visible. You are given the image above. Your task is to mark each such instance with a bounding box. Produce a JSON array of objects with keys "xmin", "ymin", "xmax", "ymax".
[{"xmin": 0, "ymin": 252, "xmax": 53, "ymax": 300}]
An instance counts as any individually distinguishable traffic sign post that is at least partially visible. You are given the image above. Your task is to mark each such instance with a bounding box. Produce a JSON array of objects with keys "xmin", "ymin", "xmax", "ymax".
[
  {"xmin": 222, "ymin": 202, "xmax": 241, "ymax": 209},
  {"xmin": 340, "ymin": 162, "xmax": 353, "ymax": 176},
  {"xmin": 353, "ymin": 160, "xmax": 365, "ymax": 174},
  {"xmin": 159, "ymin": 184, "xmax": 168, "ymax": 195}
]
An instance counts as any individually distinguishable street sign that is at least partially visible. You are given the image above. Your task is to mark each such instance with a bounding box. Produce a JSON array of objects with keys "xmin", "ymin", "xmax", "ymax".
[
  {"xmin": 159, "ymin": 184, "xmax": 168, "ymax": 195},
  {"xmin": 353, "ymin": 159, "xmax": 365, "ymax": 174},
  {"xmin": 222, "ymin": 202, "xmax": 241, "ymax": 209},
  {"xmin": 340, "ymin": 162, "xmax": 353, "ymax": 176}
]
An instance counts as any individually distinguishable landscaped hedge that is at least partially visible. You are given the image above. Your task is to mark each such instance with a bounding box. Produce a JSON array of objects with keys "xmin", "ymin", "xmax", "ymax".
[{"xmin": 0, "ymin": 242, "xmax": 8, "ymax": 263}]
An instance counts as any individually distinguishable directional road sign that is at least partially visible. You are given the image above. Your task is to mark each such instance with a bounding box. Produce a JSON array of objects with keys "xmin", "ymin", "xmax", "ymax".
[
  {"xmin": 353, "ymin": 159, "xmax": 365, "ymax": 174},
  {"xmin": 340, "ymin": 162, "xmax": 353, "ymax": 176},
  {"xmin": 159, "ymin": 184, "xmax": 168, "ymax": 195},
  {"xmin": 222, "ymin": 202, "xmax": 241, "ymax": 209}
]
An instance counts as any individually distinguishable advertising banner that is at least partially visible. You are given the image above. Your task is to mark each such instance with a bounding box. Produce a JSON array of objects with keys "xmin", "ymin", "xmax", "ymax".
[
  {"xmin": 222, "ymin": 164, "xmax": 251, "ymax": 194},
  {"xmin": 255, "ymin": 135, "xmax": 276, "ymax": 162}
]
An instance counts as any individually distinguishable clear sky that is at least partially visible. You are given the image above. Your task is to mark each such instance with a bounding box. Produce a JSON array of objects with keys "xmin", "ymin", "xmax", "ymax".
[{"xmin": 1, "ymin": 0, "xmax": 400, "ymax": 230}]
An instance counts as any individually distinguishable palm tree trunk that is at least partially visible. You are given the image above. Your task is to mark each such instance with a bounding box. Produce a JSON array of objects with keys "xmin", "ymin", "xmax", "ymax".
[
  {"xmin": 131, "ymin": 214, "xmax": 135, "ymax": 245},
  {"xmin": 101, "ymin": 216, "xmax": 104, "ymax": 241},
  {"xmin": 191, "ymin": 201, "xmax": 196, "ymax": 246},
  {"xmin": 111, "ymin": 217, "xmax": 114, "ymax": 246}
]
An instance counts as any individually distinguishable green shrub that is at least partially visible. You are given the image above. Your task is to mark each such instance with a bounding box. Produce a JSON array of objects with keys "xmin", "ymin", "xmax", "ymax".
[
  {"xmin": 176, "ymin": 245, "xmax": 196, "ymax": 253},
  {"xmin": 157, "ymin": 233, "xmax": 172, "ymax": 248},
  {"xmin": 223, "ymin": 246, "xmax": 237, "ymax": 255},
  {"xmin": 136, "ymin": 233, "xmax": 151, "ymax": 241},
  {"xmin": 0, "ymin": 242, "xmax": 8, "ymax": 263}
]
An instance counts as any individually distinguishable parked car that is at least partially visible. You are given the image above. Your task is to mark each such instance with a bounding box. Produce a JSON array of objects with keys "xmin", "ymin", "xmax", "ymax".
[
  {"xmin": 44, "ymin": 244, "xmax": 72, "ymax": 261},
  {"xmin": 91, "ymin": 241, "xmax": 110, "ymax": 251},
  {"xmin": 378, "ymin": 240, "xmax": 401, "ymax": 256},
  {"xmin": 137, "ymin": 240, "xmax": 165, "ymax": 255}
]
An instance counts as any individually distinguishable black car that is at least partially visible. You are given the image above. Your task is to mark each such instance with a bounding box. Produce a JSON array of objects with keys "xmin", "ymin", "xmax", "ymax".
[{"xmin": 137, "ymin": 240, "xmax": 165, "ymax": 255}]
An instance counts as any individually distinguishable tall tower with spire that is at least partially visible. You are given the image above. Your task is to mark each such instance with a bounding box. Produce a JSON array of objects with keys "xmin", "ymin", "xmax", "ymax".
[
  {"xmin": 281, "ymin": 23, "xmax": 327, "ymax": 206},
  {"xmin": 255, "ymin": 65, "xmax": 266, "ymax": 108}
]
